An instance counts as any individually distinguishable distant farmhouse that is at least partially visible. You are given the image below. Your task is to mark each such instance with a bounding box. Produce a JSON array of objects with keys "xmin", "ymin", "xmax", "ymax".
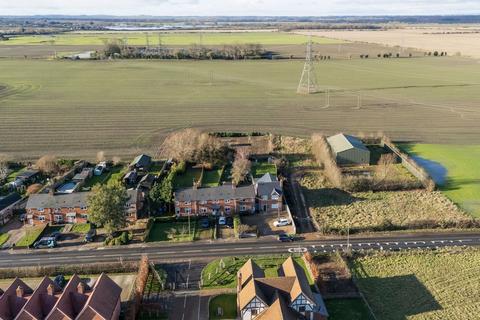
[
  {"xmin": 327, "ymin": 133, "xmax": 370, "ymax": 165},
  {"xmin": 0, "ymin": 273, "xmax": 121, "ymax": 320},
  {"xmin": 237, "ymin": 257, "xmax": 328, "ymax": 320},
  {"xmin": 174, "ymin": 173, "xmax": 283, "ymax": 216},
  {"xmin": 25, "ymin": 189, "xmax": 141, "ymax": 225}
]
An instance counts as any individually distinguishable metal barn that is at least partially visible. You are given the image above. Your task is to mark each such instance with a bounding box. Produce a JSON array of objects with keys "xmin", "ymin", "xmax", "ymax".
[{"xmin": 327, "ymin": 133, "xmax": 371, "ymax": 165}]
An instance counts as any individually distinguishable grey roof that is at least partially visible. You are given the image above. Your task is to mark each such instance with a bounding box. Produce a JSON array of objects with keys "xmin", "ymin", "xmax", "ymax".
[
  {"xmin": 256, "ymin": 181, "xmax": 282, "ymax": 197},
  {"xmin": 131, "ymin": 154, "xmax": 152, "ymax": 168},
  {"xmin": 0, "ymin": 192, "xmax": 22, "ymax": 211},
  {"xmin": 26, "ymin": 189, "xmax": 138, "ymax": 209},
  {"xmin": 16, "ymin": 170, "xmax": 40, "ymax": 181},
  {"xmin": 255, "ymin": 173, "xmax": 277, "ymax": 184},
  {"xmin": 175, "ymin": 185, "xmax": 255, "ymax": 202},
  {"xmin": 327, "ymin": 133, "xmax": 369, "ymax": 153}
]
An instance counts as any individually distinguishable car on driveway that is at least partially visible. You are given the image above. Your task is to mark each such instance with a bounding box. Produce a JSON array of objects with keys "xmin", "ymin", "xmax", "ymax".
[
  {"xmin": 200, "ymin": 218, "xmax": 210, "ymax": 229},
  {"xmin": 226, "ymin": 217, "xmax": 234, "ymax": 228},
  {"xmin": 273, "ymin": 218, "xmax": 291, "ymax": 227},
  {"xmin": 277, "ymin": 233, "xmax": 294, "ymax": 242},
  {"xmin": 218, "ymin": 216, "xmax": 226, "ymax": 226},
  {"xmin": 84, "ymin": 228, "xmax": 97, "ymax": 242},
  {"xmin": 33, "ymin": 237, "xmax": 57, "ymax": 249}
]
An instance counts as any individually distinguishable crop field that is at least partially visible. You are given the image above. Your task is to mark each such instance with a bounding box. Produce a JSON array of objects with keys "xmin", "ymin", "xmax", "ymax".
[
  {"xmin": 299, "ymin": 26, "xmax": 480, "ymax": 59},
  {"xmin": 300, "ymin": 171, "xmax": 472, "ymax": 232},
  {"xmin": 351, "ymin": 249, "xmax": 480, "ymax": 319},
  {"xmin": 401, "ymin": 144, "xmax": 480, "ymax": 217},
  {"xmin": 0, "ymin": 31, "xmax": 344, "ymax": 46},
  {"xmin": 1, "ymin": 57, "xmax": 480, "ymax": 159}
]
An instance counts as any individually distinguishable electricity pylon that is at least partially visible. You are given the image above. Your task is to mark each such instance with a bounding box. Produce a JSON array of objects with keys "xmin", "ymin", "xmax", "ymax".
[{"xmin": 297, "ymin": 37, "xmax": 319, "ymax": 94}]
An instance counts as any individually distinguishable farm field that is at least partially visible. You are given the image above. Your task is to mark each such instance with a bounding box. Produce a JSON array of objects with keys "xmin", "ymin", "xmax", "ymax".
[
  {"xmin": 1, "ymin": 57, "xmax": 480, "ymax": 159},
  {"xmin": 298, "ymin": 25, "xmax": 480, "ymax": 58},
  {"xmin": 401, "ymin": 144, "xmax": 480, "ymax": 217},
  {"xmin": 351, "ymin": 249, "xmax": 480, "ymax": 320},
  {"xmin": 300, "ymin": 171, "xmax": 472, "ymax": 233},
  {"xmin": 0, "ymin": 31, "xmax": 344, "ymax": 46}
]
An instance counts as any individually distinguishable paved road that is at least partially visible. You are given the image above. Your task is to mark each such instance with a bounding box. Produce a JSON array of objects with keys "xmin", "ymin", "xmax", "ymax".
[
  {"xmin": 1, "ymin": 232, "xmax": 479, "ymax": 267},
  {"xmin": 286, "ymin": 169, "xmax": 316, "ymax": 233}
]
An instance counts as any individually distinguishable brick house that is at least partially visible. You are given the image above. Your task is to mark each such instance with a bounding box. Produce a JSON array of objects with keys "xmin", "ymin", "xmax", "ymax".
[
  {"xmin": 25, "ymin": 189, "xmax": 142, "ymax": 225},
  {"xmin": 254, "ymin": 173, "xmax": 283, "ymax": 213},
  {"xmin": 0, "ymin": 273, "xmax": 121, "ymax": 320},
  {"xmin": 174, "ymin": 184, "xmax": 256, "ymax": 216},
  {"xmin": 0, "ymin": 192, "xmax": 22, "ymax": 226}
]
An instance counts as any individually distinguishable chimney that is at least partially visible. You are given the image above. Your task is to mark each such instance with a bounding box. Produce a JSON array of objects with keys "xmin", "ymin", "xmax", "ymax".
[
  {"xmin": 16, "ymin": 286, "xmax": 24, "ymax": 298},
  {"xmin": 47, "ymin": 284, "xmax": 55, "ymax": 296},
  {"xmin": 77, "ymin": 282, "xmax": 85, "ymax": 294}
]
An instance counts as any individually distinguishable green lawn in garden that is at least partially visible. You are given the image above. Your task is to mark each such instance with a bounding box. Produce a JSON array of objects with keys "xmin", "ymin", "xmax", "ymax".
[
  {"xmin": 16, "ymin": 225, "xmax": 47, "ymax": 247},
  {"xmin": 325, "ymin": 299, "xmax": 374, "ymax": 320},
  {"xmin": 0, "ymin": 233, "xmax": 10, "ymax": 246},
  {"xmin": 71, "ymin": 223, "xmax": 91, "ymax": 234},
  {"xmin": 251, "ymin": 162, "xmax": 277, "ymax": 178},
  {"xmin": 146, "ymin": 221, "xmax": 196, "ymax": 242},
  {"xmin": 209, "ymin": 294, "xmax": 237, "ymax": 320},
  {"xmin": 202, "ymin": 167, "xmax": 224, "ymax": 187},
  {"xmin": 174, "ymin": 167, "xmax": 203, "ymax": 189}
]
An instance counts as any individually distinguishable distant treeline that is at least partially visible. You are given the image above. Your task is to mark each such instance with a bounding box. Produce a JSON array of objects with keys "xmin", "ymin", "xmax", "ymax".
[{"xmin": 104, "ymin": 42, "xmax": 267, "ymax": 60}]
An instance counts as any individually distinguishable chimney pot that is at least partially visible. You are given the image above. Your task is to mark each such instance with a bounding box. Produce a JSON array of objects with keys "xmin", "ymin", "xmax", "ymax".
[
  {"xmin": 77, "ymin": 282, "xmax": 85, "ymax": 294},
  {"xmin": 16, "ymin": 286, "xmax": 24, "ymax": 298},
  {"xmin": 47, "ymin": 284, "xmax": 55, "ymax": 296}
]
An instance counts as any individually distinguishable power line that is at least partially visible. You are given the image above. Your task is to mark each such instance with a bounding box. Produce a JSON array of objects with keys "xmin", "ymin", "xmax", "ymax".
[{"xmin": 297, "ymin": 37, "xmax": 319, "ymax": 94}]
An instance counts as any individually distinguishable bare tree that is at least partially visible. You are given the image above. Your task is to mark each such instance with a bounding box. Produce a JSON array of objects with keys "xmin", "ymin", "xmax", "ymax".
[
  {"xmin": 96, "ymin": 151, "xmax": 106, "ymax": 163},
  {"xmin": 112, "ymin": 156, "xmax": 122, "ymax": 166},
  {"xmin": 35, "ymin": 155, "xmax": 59, "ymax": 175},
  {"xmin": 232, "ymin": 158, "xmax": 251, "ymax": 185},
  {"xmin": 158, "ymin": 128, "xmax": 202, "ymax": 162},
  {"xmin": 375, "ymin": 153, "xmax": 397, "ymax": 181},
  {"xmin": 311, "ymin": 133, "xmax": 342, "ymax": 187},
  {"xmin": 0, "ymin": 154, "xmax": 10, "ymax": 182},
  {"xmin": 26, "ymin": 183, "xmax": 42, "ymax": 195}
]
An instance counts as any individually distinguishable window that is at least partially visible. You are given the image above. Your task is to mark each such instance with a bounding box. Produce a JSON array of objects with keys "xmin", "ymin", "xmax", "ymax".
[
  {"xmin": 54, "ymin": 215, "xmax": 63, "ymax": 222},
  {"xmin": 80, "ymin": 214, "xmax": 88, "ymax": 219},
  {"xmin": 38, "ymin": 208, "xmax": 44, "ymax": 212},
  {"xmin": 175, "ymin": 207, "xmax": 180, "ymax": 214},
  {"xmin": 298, "ymin": 306, "xmax": 306, "ymax": 313},
  {"xmin": 251, "ymin": 309, "xmax": 258, "ymax": 316},
  {"xmin": 271, "ymin": 194, "xmax": 279, "ymax": 200},
  {"xmin": 225, "ymin": 199, "xmax": 231, "ymax": 203},
  {"xmin": 240, "ymin": 205, "xmax": 247, "ymax": 211},
  {"xmin": 175, "ymin": 201, "xmax": 180, "ymax": 206},
  {"xmin": 200, "ymin": 200, "xmax": 207, "ymax": 205},
  {"xmin": 185, "ymin": 208, "xmax": 191, "ymax": 214},
  {"xmin": 184, "ymin": 201, "xmax": 191, "ymax": 205},
  {"xmin": 80, "ymin": 206, "xmax": 87, "ymax": 210},
  {"xmin": 262, "ymin": 195, "xmax": 268, "ymax": 200},
  {"xmin": 38, "ymin": 216, "xmax": 45, "ymax": 222},
  {"xmin": 200, "ymin": 207, "xmax": 207, "ymax": 214},
  {"xmin": 225, "ymin": 207, "xmax": 231, "ymax": 213},
  {"xmin": 272, "ymin": 204, "xmax": 279, "ymax": 209}
]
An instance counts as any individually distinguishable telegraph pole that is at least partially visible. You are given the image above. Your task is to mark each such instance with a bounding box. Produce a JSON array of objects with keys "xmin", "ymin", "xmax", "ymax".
[{"xmin": 297, "ymin": 37, "xmax": 319, "ymax": 94}]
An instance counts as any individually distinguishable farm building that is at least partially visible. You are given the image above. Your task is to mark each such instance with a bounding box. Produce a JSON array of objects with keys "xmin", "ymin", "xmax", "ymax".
[{"xmin": 327, "ymin": 133, "xmax": 370, "ymax": 165}]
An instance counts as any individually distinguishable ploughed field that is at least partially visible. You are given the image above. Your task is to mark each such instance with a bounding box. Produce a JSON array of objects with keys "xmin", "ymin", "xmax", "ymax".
[
  {"xmin": 1, "ymin": 57, "xmax": 480, "ymax": 159},
  {"xmin": 351, "ymin": 249, "xmax": 480, "ymax": 320}
]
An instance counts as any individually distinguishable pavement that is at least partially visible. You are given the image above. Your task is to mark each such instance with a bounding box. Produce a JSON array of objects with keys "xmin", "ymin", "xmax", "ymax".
[{"xmin": 1, "ymin": 231, "xmax": 479, "ymax": 267}]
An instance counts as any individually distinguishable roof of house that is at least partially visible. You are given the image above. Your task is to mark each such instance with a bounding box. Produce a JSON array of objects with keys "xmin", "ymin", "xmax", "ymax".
[
  {"xmin": 16, "ymin": 277, "xmax": 62, "ymax": 320},
  {"xmin": 0, "ymin": 278, "xmax": 33, "ymax": 320},
  {"xmin": 130, "ymin": 154, "xmax": 152, "ymax": 168},
  {"xmin": 46, "ymin": 274, "xmax": 90, "ymax": 320},
  {"xmin": 255, "ymin": 173, "xmax": 277, "ymax": 184},
  {"xmin": 26, "ymin": 189, "xmax": 138, "ymax": 210},
  {"xmin": 237, "ymin": 257, "xmax": 322, "ymax": 319},
  {"xmin": 0, "ymin": 192, "xmax": 22, "ymax": 211},
  {"xmin": 327, "ymin": 133, "xmax": 369, "ymax": 153},
  {"xmin": 175, "ymin": 185, "xmax": 255, "ymax": 202},
  {"xmin": 16, "ymin": 170, "xmax": 40, "ymax": 180},
  {"xmin": 76, "ymin": 273, "xmax": 121, "ymax": 320},
  {"xmin": 256, "ymin": 181, "xmax": 282, "ymax": 197}
]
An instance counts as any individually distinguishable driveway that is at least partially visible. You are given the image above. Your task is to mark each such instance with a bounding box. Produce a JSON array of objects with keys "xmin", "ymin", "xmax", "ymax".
[{"xmin": 242, "ymin": 212, "xmax": 295, "ymax": 236}]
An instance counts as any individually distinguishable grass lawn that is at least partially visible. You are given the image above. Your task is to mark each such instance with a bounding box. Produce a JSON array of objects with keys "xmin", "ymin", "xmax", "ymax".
[
  {"xmin": 2, "ymin": 32, "xmax": 344, "ymax": 46},
  {"xmin": 174, "ymin": 167, "xmax": 203, "ymax": 189},
  {"xmin": 202, "ymin": 167, "xmax": 224, "ymax": 187},
  {"xmin": 400, "ymin": 144, "xmax": 480, "ymax": 217},
  {"xmin": 0, "ymin": 233, "xmax": 10, "ymax": 246},
  {"xmin": 209, "ymin": 294, "xmax": 237, "ymax": 320},
  {"xmin": 351, "ymin": 249, "xmax": 480, "ymax": 320},
  {"xmin": 16, "ymin": 225, "xmax": 47, "ymax": 247},
  {"xmin": 6, "ymin": 166, "xmax": 26, "ymax": 183},
  {"xmin": 201, "ymin": 255, "xmax": 312, "ymax": 289},
  {"xmin": 149, "ymin": 161, "xmax": 165, "ymax": 176},
  {"xmin": 146, "ymin": 221, "xmax": 195, "ymax": 242},
  {"xmin": 71, "ymin": 223, "xmax": 91, "ymax": 234},
  {"xmin": 325, "ymin": 299, "xmax": 374, "ymax": 320},
  {"xmin": 251, "ymin": 162, "xmax": 277, "ymax": 178}
]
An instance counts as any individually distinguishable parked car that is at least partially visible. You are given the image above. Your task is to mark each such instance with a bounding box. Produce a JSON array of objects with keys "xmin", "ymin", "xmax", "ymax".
[
  {"xmin": 84, "ymin": 228, "xmax": 97, "ymax": 243},
  {"xmin": 50, "ymin": 231, "xmax": 62, "ymax": 241},
  {"xmin": 200, "ymin": 218, "xmax": 210, "ymax": 229},
  {"xmin": 226, "ymin": 217, "xmax": 234, "ymax": 228},
  {"xmin": 278, "ymin": 233, "xmax": 294, "ymax": 242},
  {"xmin": 33, "ymin": 237, "xmax": 57, "ymax": 249},
  {"xmin": 218, "ymin": 216, "xmax": 226, "ymax": 226},
  {"xmin": 273, "ymin": 218, "xmax": 291, "ymax": 227}
]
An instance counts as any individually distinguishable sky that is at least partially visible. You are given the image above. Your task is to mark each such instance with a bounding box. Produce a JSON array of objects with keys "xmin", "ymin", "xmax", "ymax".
[{"xmin": 1, "ymin": 0, "xmax": 480, "ymax": 16}]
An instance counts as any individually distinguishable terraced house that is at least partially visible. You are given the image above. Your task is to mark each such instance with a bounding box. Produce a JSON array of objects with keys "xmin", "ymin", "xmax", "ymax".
[
  {"xmin": 237, "ymin": 258, "xmax": 328, "ymax": 320},
  {"xmin": 25, "ymin": 189, "xmax": 141, "ymax": 225},
  {"xmin": 174, "ymin": 184, "xmax": 256, "ymax": 216}
]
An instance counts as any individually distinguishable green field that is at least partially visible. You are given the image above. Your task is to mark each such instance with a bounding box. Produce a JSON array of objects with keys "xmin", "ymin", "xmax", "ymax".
[
  {"xmin": 1, "ymin": 57, "xmax": 480, "ymax": 159},
  {"xmin": 351, "ymin": 249, "xmax": 480, "ymax": 320},
  {"xmin": 401, "ymin": 144, "xmax": 480, "ymax": 217},
  {"xmin": 325, "ymin": 299, "xmax": 374, "ymax": 320},
  {"xmin": 1, "ymin": 31, "xmax": 344, "ymax": 46}
]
